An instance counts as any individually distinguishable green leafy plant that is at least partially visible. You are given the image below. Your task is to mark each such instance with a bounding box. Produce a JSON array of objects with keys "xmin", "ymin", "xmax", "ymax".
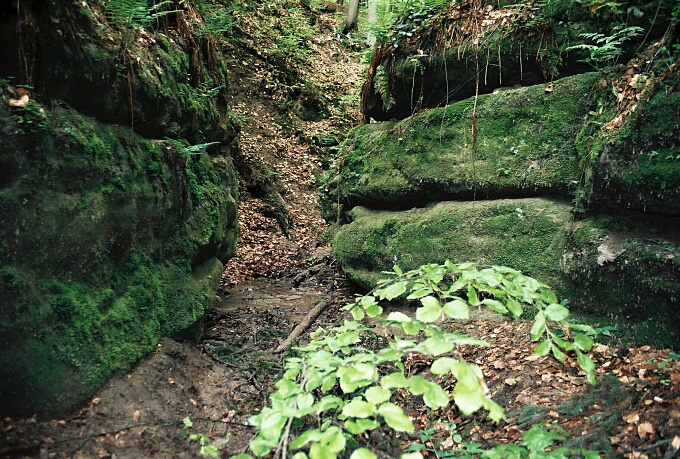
[
  {"xmin": 105, "ymin": 0, "xmax": 180, "ymax": 30},
  {"xmin": 235, "ymin": 262, "xmax": 599, "ymax": 459},
  {"xmin": 182, "ymin": 417, "xmax": 221, "ymax": 458},
  {"xmin": 444, "ymin": 424, "xmax": 600, "ymax": 458},
  {"xmin": 567, "ymin": 24, "xmax": 644, "ymax": 69}
]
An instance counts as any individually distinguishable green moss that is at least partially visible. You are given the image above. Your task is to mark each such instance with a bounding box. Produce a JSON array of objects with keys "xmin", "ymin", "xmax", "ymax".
[
  {"xmin": 0, "ymin": 100, "xmax": 238, "ymax": 417},
  {"xmin": 321, "ymin": 73, "xmax": 599, "ymax": 221},
  {"xmin": 590, "ymin": 67, "xmax": 680, "ymax": 215},
  {"xmin": 561, "ymin": 216, "xmax": 680, "ymax": 349},
  {"xmin": 333, "ymin": 197, "xmax": 572, "ymax": 288}
]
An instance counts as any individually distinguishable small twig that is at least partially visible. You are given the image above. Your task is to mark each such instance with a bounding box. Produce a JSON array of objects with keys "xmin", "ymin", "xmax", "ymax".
[{"xmin": 273, "ymin": 300, "xmax": 329, "ymax": 353}]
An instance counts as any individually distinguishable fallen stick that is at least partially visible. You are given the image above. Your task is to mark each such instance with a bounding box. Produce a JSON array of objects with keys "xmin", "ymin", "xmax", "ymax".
[{"xmin": 273, "ymin": 300, "xmax": 328, "ymax": 354}]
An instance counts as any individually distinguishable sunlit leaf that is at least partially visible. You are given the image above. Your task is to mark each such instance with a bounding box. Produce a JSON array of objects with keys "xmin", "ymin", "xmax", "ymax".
[
  {"xmin": 442, "ymin": 299, "xmax": 469, "ymax": 319},
  {"xmin": 422, "ymin": 381, "xmax": 449, "ymax": 409},
  {"xmin": 378, "ymin": 403, "xmax": 414, "ymax": 432},
  {"xmin": 290, "ymin": 428, "xmax": 322, "ymax": 449},
  {"xmin": 344, "ymin": 419, "xmax": 380, "ymax": 435},
  {"xmin": 544, "ymin": 304, "xmax": 570, "ymax": 321},
  {"xmin": 534, "ymin": 339, "xmax": 550, "ymax": 357},
  {"xmin": 481, "ymin": 298, "xmax": 508, "ymax": 314},
  {"xmin": 416, "ymin": 296, "xmax": 441, "ymax": 323},
  {"xmin": 430, "ymin": 357, "xmax": 457, "ymax": 374},
  {"xmin": 573, "ymin": 333, "xmax": 594, "ymax": 352},
  {"xmin": 531, "ymin": 311, "xmax": 546, "ymax": 341},
  {"xmin": 350, "ymin": 447, "xmax": 378, "ymax": 459},
  {"xmin": 342, "ymin": 398, "xmax": 375, "ymax": 418},
  {"xmin": 365, "ymin": 386, "xmax": 391, "ymax": 404}
]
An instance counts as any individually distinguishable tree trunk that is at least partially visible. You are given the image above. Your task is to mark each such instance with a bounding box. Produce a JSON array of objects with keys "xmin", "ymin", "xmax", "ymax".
[
  {"xmin": 366, "ymin": 0, "xmax": 377, "ymax": 45},
  {"xmin": 343, "ymin": 0, "xmax": 359, "ymax": 33}
]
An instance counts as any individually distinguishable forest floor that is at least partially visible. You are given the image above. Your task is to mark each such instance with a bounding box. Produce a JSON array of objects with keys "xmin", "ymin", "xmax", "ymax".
[{"xmin": 1, "ymin": 4, "xmax": 679, "ymax": 459}]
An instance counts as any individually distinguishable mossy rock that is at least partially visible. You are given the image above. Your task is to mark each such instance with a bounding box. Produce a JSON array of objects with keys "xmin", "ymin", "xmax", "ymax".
[
  {"xmin": 321, "ymin": 72, "xmax": 599, "ymax": 222},
  {"xmin": 332, "ymin": 197, "xmax": 573, "ymax": 288},
  {"xmin": 591, "ymin": 68, "xmax": 680, "ymax": 216},
  {"xmin": 362, "ymin": 0, "xmax": 673, "ymax": 121},
  {"xmin": 1, "ymin": 0, "xmax": 237, "ymax": 142},
  {"xmin": 561, "ymin": 215, "xmax": 680, "ymax": 349},
  {"xmin": 0, "ymin": 98, "xmax": 238, "ymax": 417}
]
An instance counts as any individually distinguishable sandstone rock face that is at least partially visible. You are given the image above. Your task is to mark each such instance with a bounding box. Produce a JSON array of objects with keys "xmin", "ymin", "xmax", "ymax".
[
  {"xmin": 0, "ymin": 1, "xmax": 239, "ymax": 416},
  {"xmin": 322, "ymin": 63, "xmax": 679, "ymax": 348}
]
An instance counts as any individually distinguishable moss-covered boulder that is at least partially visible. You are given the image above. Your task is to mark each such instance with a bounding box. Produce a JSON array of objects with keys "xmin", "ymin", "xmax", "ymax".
[
  {"xmin": 0, "ymin": 1, "xmax": 240, "ymax": 417},
  {"xmin": 322, "ymin": 72, "xmax": 598, "ymax": 222},
  {"xmin": 1, "ymin": 0, "xmax": 234, "ymax": 142},
  {"xmin": 561, "ymin": 216, "xmax": 680, "ymax": 348},
  {"xmin": 322, "ymin": 52, "xmax": 679, "ymax": 349},
  {"xmin": 333, "ymin": 198, "xmax": 573, "ymax": 287},
  {"xmin": 590, "ymin": 65, "xmax": 680, "ymax": 216}
]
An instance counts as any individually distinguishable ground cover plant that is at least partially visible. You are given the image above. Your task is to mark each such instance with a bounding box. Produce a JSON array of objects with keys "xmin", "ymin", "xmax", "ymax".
[{"xmin": 234, "ymin": 262, "xmax": 600, "ymax": 458}]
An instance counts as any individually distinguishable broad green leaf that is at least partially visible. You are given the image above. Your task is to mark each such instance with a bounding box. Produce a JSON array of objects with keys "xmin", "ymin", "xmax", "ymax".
[
  {"xmin": 321, "ymin": 373, "xmax": 337, "ymax": 393},
  {"xmin": 393, "ymin": 265, "xmax": 403, "ymax": 276},
  {"xmin": 291, "ymin": 453, "xmax": 308, "ymax": 459},
  {"xmin": 442, "ymin": 299, "xmax": 469, "ymax": 319},
  {"xmin": 567, "ymin": 322, "xmax": 597, "ymax": 335},
  {"xmin": 445, "ymin": 277, "xmax": 467, "ymax": 294},
  {"xmin": 381, "ymin": 372, "xmax": 409, "ymax": 389},
  {"xmin": 520, "ymin": 424, "xmax": 566, "ymax": 452},
  {"xmin": 344, "ymin": 418, "xmax": 380, "ymax": 435},
  {"xmin": 296, "ymin": 392, "xmax": 315, "ymax": 410},
  {"xmin": 257, "ymin": 408, "xmax": 286, "ymax": 440},
  {"xmin": 400, "ymin": 452, "xmax": 424, "ymax": 459},
  {"xmin": 407, "ymin": 288, "xmax": 432, "ymax": 300},
  {"xmin": 506, "ymin": 297, "xmax": 524, "ymax": 318},
  {"xmin": 359, "ymin": 295, "xmax": 378, "ymax": 308},
  {"xmin": 406, "ymin": 375, "xmax": 429, "ymax": 395},
  {"xmin": 337, "ymin": 331, "xmax": 360, "ymax": 347},
  {"xmin": 338, "ymin": 363, "xmax": 377, "ymax": 393},
  {"xmin": 430, "ymin": 357, "xmax": 457, "ymax": 374},
  {"xmin": 378, "ymin": 403, "xmax": 414, "ymax": 433},
  {"xmin": 319, "ymin": 426, "xmax": 346, "ymax": 454},
  {"xmin": 416, "ymin": 296, "xmax": 441, "ymax": 323},
  {"xmin": 275, "ymin": 378, "xmax": 301, "ymax": 398},
  {"xmin": 576, "ymin": 350, "xmax": 597, "ymax": 385},
  {"xmin": 573, "ymin": 333, "xmax": 594, "ymax": 352},
  {"xmin": 467, "ymin": 284, "xmax": 480, "ymax": 306},
  {"xmin": 402, "ymin": 320, "xmax": 424, "ymax": 335},
  {"xmin": 365, "ymin": 304, "xmax": 383, "ymax": 317},
  {"xmin": 422, "ymin": 335, "xmax": 454, "ymax": 356},
  {"xmin": 350, "ymin": 448, "xmax": 378, "ymax": 459},
  {"xmin": 309, "ymin": 443, "xmax": 337, "ymax": 459},
  {"xmin": 386, "ymin": 311, "xmax": 411, "ymax": 322},
  {"xmin": 552, "ymin": 334, "xmax": 575, "ymax": 351},
  {"xmin": 290, "ymin": 428, "xmax": 322, "ymax": 449},
  {"xmin": 350, "ymin": 307, "xmax": 365, "ymax": 321},
  {"xmin": 483, "ymin": 398, "xmax": 506, "ymax": 423},
  {"xmin": 551, "ymin": 345, "xmax": 567, "ymax": 362},
  {"xmin": 544, "ymin": 304, "xmax": 570, "ymax": 321},
  {"xmin": 481, "ymin": 298, "xmax": 508, "ymax": 314},
  {"xmin": 422, "ymin": 381, "xmax": 450, "ymax": 409},
  {"xmin": 381, "ymin": 282, "xmax": 407, "ymax": 300},
  {"xmin": 451, "ymin": 362, "xmax": 485, "ymax": 415},
  {"xmin": 249, "ymin": 435, "xmax": 279, "ymax": 457},
  {"xmin": 342, "ymin": 398, "xmax": 375, "ymax": 418},
  {"xmin": 365, "ymin": 386, "xmax": 391, "ymax": 404},
  {"xmin": 534, "ymin": 339, "xmax": 550, "ymax": 357},
  {"xmin": 453, "ymin": 381, "xmax": 485, "ymax": 416},
  {"xmin": 315, "ymin": 395, "xmax": 342, "ymax": 413},
  {"xmin": 530, "ymin": 311, "xmax": 546, "ymax": 341}
]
